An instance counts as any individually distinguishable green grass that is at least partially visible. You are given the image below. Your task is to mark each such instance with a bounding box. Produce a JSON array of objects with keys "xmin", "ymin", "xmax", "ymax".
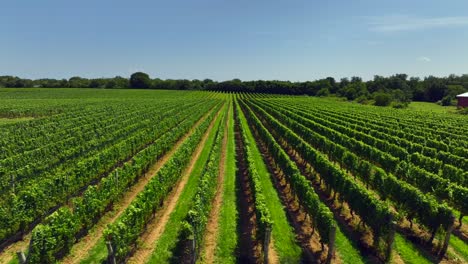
[
  {"xmin": 453, "ymin": 210, "xmax": 468, "ymax": 226},
  {"xmin": 334, "ymin": 225, "xmax": 366, "ymax": 264},
  {"xmin": 213, "ymin": 99, "xmax": 238, "ymax": 264},
  {"xmin": 449, "ymin": 234, "xmax": 468, "ymax": 262},
  {"xmin": 0, "ymin": 117, "xmax": 34, "ymax": 125},
  {"xmin": 7, "ymin": 255, "xmax": 19, "ymax": 264},
  {"xmin": 146, "ymin": 105, "xmax": 225, "ymax": 264},
  {"xmin": 408, "ymin": 101, "xmax": 457, "ymax": 113},
  {"xmin": 78, "ymin": 237, "xmax": 107, "ymax": 264},
  {"xmin": 237, "ymin": 100, "xmax": 302, "ymax": 263},
  {"xmin": 394, "ymin": 234, "xmax": 433, "ymax": 264}
]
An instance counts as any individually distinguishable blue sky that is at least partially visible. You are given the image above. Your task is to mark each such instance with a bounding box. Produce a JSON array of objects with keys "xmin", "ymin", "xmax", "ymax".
[{"xmin": 1, "ymin": 0, "xmax": 468, "ymax": 81}]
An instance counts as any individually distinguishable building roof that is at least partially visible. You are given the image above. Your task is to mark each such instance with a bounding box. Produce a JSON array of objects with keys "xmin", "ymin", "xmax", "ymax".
[{"xmin": 456, "ymin": 92, "xmax": 468, "ymax": 98}]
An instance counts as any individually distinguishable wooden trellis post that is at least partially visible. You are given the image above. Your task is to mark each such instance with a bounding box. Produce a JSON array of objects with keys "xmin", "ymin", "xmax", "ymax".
[
  {"xmin": 385, "ymin": 221, "xmax": 396, "ymax": 263},
  {"xmin": 192, "ymin": 239, "xmax": 197, "ymax": 264},
  {"xmin": 263, "ymin": 227, "xmax": 272, "ymax": 264},
  {"xmin": 326, "ymin": 225, "xmax": 336, "ymax": 264},
  {"xmin": 191, "ymin": 236, "xmax": 197, "ymax": 264},
  {"xmin": 17, "ymin": 251, "xmax": 26, "ymax": 264},
  {"xmin": 440, "ymin": 222, "xmax": 455, "ymax": 258},
  {"xmin": 106, "ymin": 241, "xmax": 116, "ymax": 264},
  {"xmin": 11, "ymin": 174, "xmax": 15, "ymax": 194}
]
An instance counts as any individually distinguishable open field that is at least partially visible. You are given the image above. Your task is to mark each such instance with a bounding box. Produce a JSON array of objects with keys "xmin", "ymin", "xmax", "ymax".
[{"xmin": 0, "ymin": 88, "xmax": 467, "ymax": 264}]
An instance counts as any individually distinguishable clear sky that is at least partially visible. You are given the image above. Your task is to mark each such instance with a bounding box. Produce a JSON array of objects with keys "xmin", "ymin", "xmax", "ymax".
[{"xmin": 2, "ymin": 0, "xmax": 468, "ymax": 81}]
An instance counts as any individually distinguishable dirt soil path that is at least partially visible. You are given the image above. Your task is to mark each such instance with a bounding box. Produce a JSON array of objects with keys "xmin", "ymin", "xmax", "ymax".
[
  {"xmin": 0, "ymin": 233, "xmax": 31, "ymax": 264},
  {"xmin": 201, "ymin": 105, "xmax": 229, "ymax": 264},
  {"xmin": 60, "ymin": 110, "xmax": 213, "ymax": 264},
  {"xmin": 268, "ymin": 237, "xmax": 280, "ymax": 264},
  {"xmin": 126, "ymin": 108, "xmax": 221, "ymax": 264}
]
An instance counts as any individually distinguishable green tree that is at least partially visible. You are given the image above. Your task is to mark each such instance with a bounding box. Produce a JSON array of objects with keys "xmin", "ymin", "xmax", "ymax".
[
  {"xmin": 69, "ymin": 77, "xmax": 90, "ymax": 88},
  {"xmin": 340, "ymin": 82, "xmax": 368, "ymax": 100},
  {"xmin": 424, "ymin": 76, "xmax": 447, "ymax": 102},
  {"xmin": 130, "ymin": 72, "xmax": 151, "ymax": 89},
  {"xmin": 317, "ymin": 87, "xmax": 330, "ymax": 97},
  {"xmin": 374, "ymin": 92, "xmax": 392, "ymax": 106},
  {"xmin": 441, "ymin": 96, "xmax": 453, "ymax": 106}
]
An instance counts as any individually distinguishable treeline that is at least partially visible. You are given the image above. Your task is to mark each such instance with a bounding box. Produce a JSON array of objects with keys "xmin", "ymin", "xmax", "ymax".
[{"xmin": 1, "ymin": 72, "xmax": 467, "ymax": 105}]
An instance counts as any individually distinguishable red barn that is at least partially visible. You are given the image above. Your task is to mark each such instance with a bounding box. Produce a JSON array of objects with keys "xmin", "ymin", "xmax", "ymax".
[{"xmin": 456, "ymin": 92, "xmax": 468, "ymax": 107}]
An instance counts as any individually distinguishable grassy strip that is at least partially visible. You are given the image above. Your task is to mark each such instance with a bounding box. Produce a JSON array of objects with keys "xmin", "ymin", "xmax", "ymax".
[
  {"xmin": 394, "ymin": 234, "xmax": 433, "ymax": 264},
  {"xmin": 0, "ymin": 117, "xmax": 34, "ymax": 125},
  {"xmin": 7, "ymin": 257, "xmax": 19, "ymax": 264},
  {"xmin": 146, "ymin": 105, "xmax": 226, "ymax": 264},
  {"xmin": 77, "ymin": 235, "xmax": 110, "ymax": 264},
  {"xmin": 334, "ymin": 225, "xmax": 366, "ymax": 264},
  {"xmin": 78, "ymin": 238, "xmax": 107, "ymax": 264},
  {"xmin": 449, "ymin": 235, "xmax": 468, "ymax": 261},
  {"xmin": 213, "ymin": 98, "xmax": 238, "ymax": 264},
  {"xmin": 237, "ymin": 99, "xmax": 302, "ymax": 263},
  {"xmin": 453, "ymin": 210, "xmax": 468, "ymax": 225}
]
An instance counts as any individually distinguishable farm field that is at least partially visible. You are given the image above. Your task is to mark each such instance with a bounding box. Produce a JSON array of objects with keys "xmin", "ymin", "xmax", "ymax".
[{"xmin": 0, "ymin": 88, "xmax": 467, "ymax": 264}]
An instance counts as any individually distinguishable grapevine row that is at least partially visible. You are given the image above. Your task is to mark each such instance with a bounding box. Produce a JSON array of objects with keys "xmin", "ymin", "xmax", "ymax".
[
  {"xmin": 234, "ymin": 99, "xmax": 273, "ymax": 246},
  {"xmin": 255, "ymin": 99, "xmax": 468, "ymax": 221},
  {"xmin": 269, "ymin": 99, "xmax": 468, "ymax": 175},
  {"xmin": 238, "ymin": 100, "xmax": 337, "ymax": 252},
  {"xmin": 0, "ymin": 102, "xmax": 196, "ymax": 193},
  {"xmin": 24, "ymin": 102, "xmax": 214, "ymax": 263},
  {"xmin": 103, "ymin": 103, "xmax": 221, "ymax": 262},
  {"xmin": 0, "ymin": 101, "xmax": 215, "ymax": 242},
  {"xmin": 181, "ymin": 105, "xmax": 227, "ymax": 261},
  {"xmin": 239, "ymin": 99, "xmax": 395, "ymax": 260},
  {"xmin": 248, "ymin": 100, "xmax": 454, "ymax": 238}
]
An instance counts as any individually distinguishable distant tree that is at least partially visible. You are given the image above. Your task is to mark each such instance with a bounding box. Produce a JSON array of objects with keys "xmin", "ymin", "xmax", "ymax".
[
  {"xmin": 191, "ymin": 79, "xmax": 203, "ymax": 90},
  {"xmin": 339, "ymin": 77, "xmax": 350, "ymax": 89},
  {"xmin": 339, "ymin": 82, "xmax": 367, "ymax": 100},
  {"xmin": 368, "ymin": 75, "xmax": 386, "ymax": 93},
  {"xmin": 203, "ymin": 79, "xmax": 217, "ymax": 90},
  {"xmin": 351, "ymin": 76, "xmax": 362, "ymax": 83},
  {"xmin": 152, "ymin": 78, "xmax": 164, "ymax": 89},
  {"xmin": 394, "ymin": 73, "xmax": 408, "ymax": 81},
  {"xmin": 69, "ymin": 77, "xmax": 90, "ymax": 88},
  {"xmin": 59, "ymin": 79, "xmax": 69, "ymax": 88},
  {"xmin": 0, "ymin": 76, "xmax": 33, "ymax": 88},
  {"xmin": 316, "ymin": 87, "xmax": 330, "ymax": 97},
  {"xmin": 374, "ymin": 92, "xmax": 393, "ymax": 106},
  {"xmin": 165, "ymin": 79, "xmax": 178, "ymax": 90},
  {"xmin": 445, "ymin": 85, "xmax": 465, "ymax": 98},
  {"xmin": 113, "ymin": 76, "xmax": 130, "ymax": 88},
  {"xmin": 441, "ymin": 96, "xmax": 453, "ymax": 106},
  {"xmin": 89, "ymin": 79, "xmax": 105, "ymax": 88},
  {"xmin": 356, "ymin": 95, "xmax": 370, "ymax": 104},
  {"xmin": 216, "ymin": 79, "xmax": 247, "ymax": 92},
  {"xmin": 174, "ymin": 79, "xmax": 191, "ymax": 90},
  {"xmin": 326, "ymin": 77, "xmax": 338, "ymax": 93},
  {"xmin": 130, "ymin": 72, "xmax": 151, "ymax": 89},
  {"xmin": 412, "ymin": 83, "xmax": 426, "ymax": 101},
  {"xmin": 424, "ymin": 76, "xmax": 447, "ymax": 102},
  {"xmin": 392, "ymin": 89, "xmax": 410, "ymax": 103},
  {"xmin": 36, "ymin": 78, "xmax": 68, "ymax": 88}
]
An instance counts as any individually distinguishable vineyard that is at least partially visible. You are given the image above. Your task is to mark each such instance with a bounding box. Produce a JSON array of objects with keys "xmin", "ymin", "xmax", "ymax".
[{"xmin": 0, "ymin": 88, "xmax": 467, "ymax": 264}]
